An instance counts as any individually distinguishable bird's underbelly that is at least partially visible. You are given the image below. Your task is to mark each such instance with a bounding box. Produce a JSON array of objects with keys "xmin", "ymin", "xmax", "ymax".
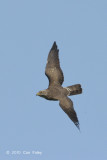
[
  {"xmin": 45, "ymin": 96, "xmax": 58, "ymax": 101},
  {"xmin": 47, "ymin": 89, "xmax": 64, "ymax": 101}
]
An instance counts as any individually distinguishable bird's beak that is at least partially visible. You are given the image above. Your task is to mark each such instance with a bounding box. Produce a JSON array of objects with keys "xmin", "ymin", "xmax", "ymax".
[{"xmin": 36, "ymin": 92, "xmax": 40, "ymax": 96}]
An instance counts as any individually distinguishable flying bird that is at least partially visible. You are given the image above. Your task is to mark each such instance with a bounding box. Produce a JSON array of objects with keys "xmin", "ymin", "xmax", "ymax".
[{"xmin": 36, "ymin": 42, "xmax": 82, "ymax": 129}]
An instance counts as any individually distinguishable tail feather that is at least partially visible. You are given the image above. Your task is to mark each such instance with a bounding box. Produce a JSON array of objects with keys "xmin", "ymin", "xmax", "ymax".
[{"xmin": 65, "ymin": 84, "xmax": 82, "ymax": 96}]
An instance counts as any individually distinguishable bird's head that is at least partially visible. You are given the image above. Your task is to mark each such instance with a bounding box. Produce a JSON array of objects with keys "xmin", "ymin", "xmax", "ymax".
[{"xmin": 36, "ymin": 90, "xmax": 47, "ymax": 99}]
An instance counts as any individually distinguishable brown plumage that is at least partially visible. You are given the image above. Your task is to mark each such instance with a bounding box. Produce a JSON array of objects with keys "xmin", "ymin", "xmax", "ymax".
[{"xmin": 36, "ymin": 42, "xmax": 82, "ymax": 129}]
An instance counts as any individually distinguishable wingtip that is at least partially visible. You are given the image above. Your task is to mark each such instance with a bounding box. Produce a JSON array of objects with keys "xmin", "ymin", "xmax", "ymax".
[
  {"xmin": 51, "ymin": 41, "xmax": 58, "ymax": 50},
  {"xmin": 77, "ymin": 125, "xmax": 80, "ymax": 131},
  {"xmin": 53, "ymin": 41, "xmax": 56, "ymax": 45},
  {"xmin": 75, "ymin": 122, "xmax": 80, "ymax": 131}
]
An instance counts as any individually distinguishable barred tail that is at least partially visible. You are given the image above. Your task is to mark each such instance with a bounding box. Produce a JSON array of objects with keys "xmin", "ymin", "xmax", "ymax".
[{"xmin": 65, "ymin": 84, "xmax": 82, "ymax": 96}]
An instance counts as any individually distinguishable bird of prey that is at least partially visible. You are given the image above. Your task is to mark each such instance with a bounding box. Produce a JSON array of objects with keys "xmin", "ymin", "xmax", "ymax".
[{"xmin": 36, "ymin": 42, "xmax": 82, "ymax": 129}]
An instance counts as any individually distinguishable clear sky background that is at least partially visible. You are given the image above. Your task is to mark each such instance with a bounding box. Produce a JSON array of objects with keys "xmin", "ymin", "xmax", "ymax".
[{"xmin": 0, "ymin": 0, "xmax": 107, "ymax": 160}]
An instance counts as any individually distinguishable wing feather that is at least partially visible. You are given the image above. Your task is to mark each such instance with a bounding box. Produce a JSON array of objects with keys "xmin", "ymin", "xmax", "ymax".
[
  {"xmin": 45, "ymin": 42, "xmax": 64, "ymax": 86},
  {"xmin": 59, "ymin": 97, "xmax": 80, "ymax": 129}
]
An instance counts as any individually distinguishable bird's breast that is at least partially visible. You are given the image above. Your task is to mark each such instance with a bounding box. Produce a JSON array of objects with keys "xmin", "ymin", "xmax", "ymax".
[{"xmin": 47, "ymin": 87, "xmax": 64, "ymax": 100}]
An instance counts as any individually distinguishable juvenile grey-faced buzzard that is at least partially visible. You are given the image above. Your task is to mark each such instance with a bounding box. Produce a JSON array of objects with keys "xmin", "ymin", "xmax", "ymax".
[{"xmin": 36, "ymin": 42, "xmax": 82, "ymax": 129}]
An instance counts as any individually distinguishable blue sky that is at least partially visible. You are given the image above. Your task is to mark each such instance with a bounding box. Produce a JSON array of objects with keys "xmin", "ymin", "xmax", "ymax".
[{"xmin": 0, "ymin": 0, "xmax": 107, "ymax": 160}]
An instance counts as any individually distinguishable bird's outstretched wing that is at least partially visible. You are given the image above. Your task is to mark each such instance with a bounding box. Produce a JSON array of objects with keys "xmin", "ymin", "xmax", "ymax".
[
  {"xmin": 59, "ymin": 97, "xmax": 80, "ymax": 129},
  {"xmin": 45, "ymin": 42, "xmax": 64, "ymax": 86}
]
